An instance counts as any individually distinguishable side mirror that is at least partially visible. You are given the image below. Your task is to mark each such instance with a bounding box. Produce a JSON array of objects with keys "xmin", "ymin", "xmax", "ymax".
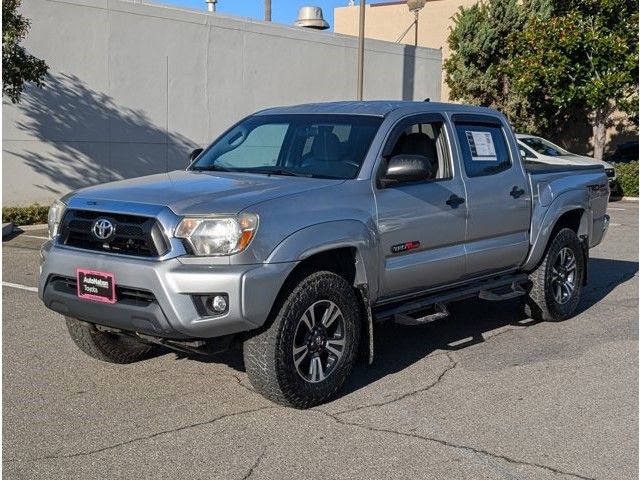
[
  {"xmin": 189, "ymin": 148, "xmax": 203, "ymax": 164},
  {"xmin": 380, "ymin": 154, "xmax": 432, "ymax": 187}
]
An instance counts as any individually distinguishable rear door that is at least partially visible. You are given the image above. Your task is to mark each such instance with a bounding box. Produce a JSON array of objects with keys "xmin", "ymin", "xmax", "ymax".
[
  {"xmin": 374, "ymin": 113, "xmax": 468, "ymax": 298},
  {"xmin": 451, "ymin": 114, "xmax": 531, "ymax": 277}
]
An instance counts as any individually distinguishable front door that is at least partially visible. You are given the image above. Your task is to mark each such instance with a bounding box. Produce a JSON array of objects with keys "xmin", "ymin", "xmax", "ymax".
[{"xmin": 374, "ymin": 114, "xmax": 468, "ymax": 299}]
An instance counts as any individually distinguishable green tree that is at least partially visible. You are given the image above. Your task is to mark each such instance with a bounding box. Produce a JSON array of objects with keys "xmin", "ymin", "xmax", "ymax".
[
  {"xmin": 2, "ymin": 0, "xmax": 48, "ymax": 103},
  {"xmin": 508, "ymin": 0, "xmax": 638, "ymax": 160},
  {"xmin": 444, "ymin": 0, "xmax": 545, "ymax": 130}
]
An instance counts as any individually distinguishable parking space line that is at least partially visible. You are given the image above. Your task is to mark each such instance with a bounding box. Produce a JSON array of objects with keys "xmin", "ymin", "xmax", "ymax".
[
  {"xmin": 609, "ymin": 207, "xmax": 626, "ymax": 211},
  {"xmin": 21, "ymin": 235, "xmax": 49, "ymax": 240},
  {"xmin": 2, "ymin": 282, "xmax": 38, "ymax": 293}
]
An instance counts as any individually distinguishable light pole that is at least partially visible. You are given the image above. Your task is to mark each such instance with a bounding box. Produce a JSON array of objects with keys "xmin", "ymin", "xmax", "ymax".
[
  {"xmin": 356, "ymin": 0, "xmax": 365, "ymax": 100},
  {"xmin": 407, "ymin": 0, "xmax": 426, "ymax": 47}
]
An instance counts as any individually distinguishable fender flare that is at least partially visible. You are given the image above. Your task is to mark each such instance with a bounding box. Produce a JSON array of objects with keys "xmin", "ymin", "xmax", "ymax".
[
  {"xmin": 522, "ymin": 190, "xmax": 591, "ymax": 271},
  {"xmin": 266, "ymin": 220, "xmax": 378, "ymax": 363},
  {"xmin": 266, "ymin": 220, "xmax": 378, "ymax": 291}
]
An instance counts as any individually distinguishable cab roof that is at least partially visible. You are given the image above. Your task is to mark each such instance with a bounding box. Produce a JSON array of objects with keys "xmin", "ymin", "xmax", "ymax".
[{"xmin": 255, "ymin": 100, "xmax": 501, "ymax": 118}]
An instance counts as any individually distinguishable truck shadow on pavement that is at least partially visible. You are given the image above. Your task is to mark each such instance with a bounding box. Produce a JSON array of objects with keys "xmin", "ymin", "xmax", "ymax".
[{"xmin": 176, "ymin": 257, "xmax": 638, "ymax": 399}]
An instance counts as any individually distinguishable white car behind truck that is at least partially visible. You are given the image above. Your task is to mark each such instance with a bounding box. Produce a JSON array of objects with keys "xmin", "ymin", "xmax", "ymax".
[{"xmin": 517, "ymin": 133, "xmax": 617, "ymax": 188}]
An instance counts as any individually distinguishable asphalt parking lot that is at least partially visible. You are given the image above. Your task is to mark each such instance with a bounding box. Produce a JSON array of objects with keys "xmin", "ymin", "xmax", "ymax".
[{"xmin": 2, "ymin": 201, "xmax": 638, "ymax": 480}]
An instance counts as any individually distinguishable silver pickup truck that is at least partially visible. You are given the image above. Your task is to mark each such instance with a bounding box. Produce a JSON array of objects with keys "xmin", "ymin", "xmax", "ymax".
[{"xmin": 39, "ymin": 101, "xmax": 610, "ymax": 408}]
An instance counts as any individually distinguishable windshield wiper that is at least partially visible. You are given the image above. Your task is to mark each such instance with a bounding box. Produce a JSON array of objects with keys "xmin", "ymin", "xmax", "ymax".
[
  {"xmin": 191, "ymin": 165, "xmax": 232, "ymax": 172},
  {"xmin": 244, "ymin": 167, "xmax": 312, "ymax": 178},
  {"xmin": 192, "ymin": 165, "xmax": 333, "ymax": 179}
]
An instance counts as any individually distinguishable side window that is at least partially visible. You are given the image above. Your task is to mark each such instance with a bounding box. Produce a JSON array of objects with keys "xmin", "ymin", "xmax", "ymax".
[
  {"xmin": 216, "ymin": 124, "xmax": 288, "ymax": 168},
  {"xmin": 455, "ymin": 123, "xmax": 511, "ymax": 177},
  {"xmin": 387, "ymin": 121, "xmax": 451, "ymax": 181},
  {"xmin": 520, "ymin": 137, "xmax": 563, "ymax": 156}
]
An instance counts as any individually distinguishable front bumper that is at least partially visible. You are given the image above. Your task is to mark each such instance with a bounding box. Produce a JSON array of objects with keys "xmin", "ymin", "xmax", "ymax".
[{"xmin": 39, "ymin": 241, "xmax": 296, "ymax": 339}]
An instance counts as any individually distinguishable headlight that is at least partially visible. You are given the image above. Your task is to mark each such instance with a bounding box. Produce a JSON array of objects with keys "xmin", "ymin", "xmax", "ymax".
[
  {"xmin": 175, "ymin": 213, "xmax": 258, "ymax": 256},
  {"xmin": 47, "ymin": 199, "xmax": 66, "ymax": 239}
]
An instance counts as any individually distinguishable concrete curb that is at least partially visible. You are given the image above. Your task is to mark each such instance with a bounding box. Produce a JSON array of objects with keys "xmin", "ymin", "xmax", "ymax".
[
  {"xmin": 14, "ymin": 224, "xmax": 48, "ymax": 231},
  {"xmin": 620, "ymin": 197, "xmax": 639, "ymax": 202},
  {"xmin": 2, "ymin": 223, "xmax": 14, "ymax": 238}
]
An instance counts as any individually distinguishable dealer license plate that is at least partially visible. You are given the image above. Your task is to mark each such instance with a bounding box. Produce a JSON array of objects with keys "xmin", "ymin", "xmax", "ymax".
[{"xmin": 76, "ymin": 269, "xmax": 116, "ymax": 304}]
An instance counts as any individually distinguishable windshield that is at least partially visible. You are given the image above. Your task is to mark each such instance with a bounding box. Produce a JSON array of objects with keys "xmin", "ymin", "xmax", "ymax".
[
  {"xmin": 520, "ymin": 136, "xmax": 572, "ymax": 157},
  {"xmin": 191, "ymin": 114, "xmax": 383, "ymax": 179}
]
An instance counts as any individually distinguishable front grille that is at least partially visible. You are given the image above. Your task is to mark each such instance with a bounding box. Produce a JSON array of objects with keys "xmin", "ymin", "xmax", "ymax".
[
  {"xmin": 49, "ymin": 275, "xmax": 157, "ymax": 304},
  {"xmin": 605, "ymin": 168, "xmax": 615, "ymax": 178},
  {"xmin": 59, "ymin": 210, "xmax": 170, "ymax": 257}
]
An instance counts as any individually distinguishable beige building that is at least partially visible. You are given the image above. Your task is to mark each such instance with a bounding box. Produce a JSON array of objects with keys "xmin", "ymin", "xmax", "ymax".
[{"xmin": 335, "ymin": 0, "xmax": 477, "ymax": 101}]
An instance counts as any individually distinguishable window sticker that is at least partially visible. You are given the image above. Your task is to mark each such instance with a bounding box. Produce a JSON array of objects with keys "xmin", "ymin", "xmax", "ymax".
[{"xmin": 465, "ymin": 131, "xmax": 497, "ymax": 161}]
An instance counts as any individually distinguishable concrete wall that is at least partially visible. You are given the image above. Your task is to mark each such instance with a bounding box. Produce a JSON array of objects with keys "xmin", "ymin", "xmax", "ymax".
[{"xmin": 2, "ymin": 0, "xmax": 442, "ymax": 206}]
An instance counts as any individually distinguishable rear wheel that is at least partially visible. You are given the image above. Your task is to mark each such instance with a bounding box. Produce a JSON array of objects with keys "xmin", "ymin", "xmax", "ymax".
[
  {"xmin": 66, "ymin": 317, "xmax": 157, "ymax": 363},
  {"xmin": 525, "ymin": 228, "xmax": 585, "ymax": 322},
  {"xmin": 243, "ymin": 271, "xmax": 361, "ymax": 408}
]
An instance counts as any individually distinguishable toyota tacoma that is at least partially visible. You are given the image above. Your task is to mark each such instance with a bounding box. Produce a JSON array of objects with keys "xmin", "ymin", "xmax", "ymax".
[{"xmin": 39, "ymin": 101, "xmax": 610, "ymax": 408}]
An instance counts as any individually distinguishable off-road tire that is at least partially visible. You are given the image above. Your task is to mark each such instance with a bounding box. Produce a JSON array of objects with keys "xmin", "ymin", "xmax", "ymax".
[
  {"xmin": 524, "ymin": 228, "xmax": 585, "ymax": 322},
  {"xmin": 243, "ymin": 271, "xmax": 361, "ymax": 409},
  {"xmin": 66, "ymin": 317, "xmax": 157, "ymax": 363}
]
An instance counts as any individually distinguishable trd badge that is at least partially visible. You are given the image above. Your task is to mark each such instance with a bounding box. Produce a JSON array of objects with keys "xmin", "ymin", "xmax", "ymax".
[{"xmin": 391, "ymin": 241, "xmax": 420, "ymax": 254}]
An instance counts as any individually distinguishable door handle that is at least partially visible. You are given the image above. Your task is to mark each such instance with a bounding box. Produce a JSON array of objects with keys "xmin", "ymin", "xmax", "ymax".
[
  {"xmin": 446, "ymin": 194, "xmax": 465, "ymax": 208},
  {"xmin": 510, "ymin": 186, "xmax": 525, "ymax": 198}
]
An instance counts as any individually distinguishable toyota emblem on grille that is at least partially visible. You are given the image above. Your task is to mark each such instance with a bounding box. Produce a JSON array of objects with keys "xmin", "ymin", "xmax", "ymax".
[{"xmin": 92, "ymin": 218, "xmax": 116, "ymax": 241}]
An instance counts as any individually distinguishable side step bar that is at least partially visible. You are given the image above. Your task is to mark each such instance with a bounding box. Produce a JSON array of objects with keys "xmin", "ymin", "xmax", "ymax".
[
  {"xmin": 393, "ymin": 303, "xmax": 450, "ymax": 326},
  {"xmin": 374, "ymin": 273, "xmax": 530, "ymax": 325},
  {"xmin": 478, "ymin": 281, "xmax": 526, "ymax": 301}
]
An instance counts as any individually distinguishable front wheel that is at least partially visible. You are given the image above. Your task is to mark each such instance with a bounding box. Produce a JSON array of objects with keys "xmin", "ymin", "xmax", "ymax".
[
  {"xmin": 243, "ymin": 271, "xmax": 361, "ymax": 408},
  {"xmin": 524, "ymin": 228, "xmax": 585, "ymax": 322}
]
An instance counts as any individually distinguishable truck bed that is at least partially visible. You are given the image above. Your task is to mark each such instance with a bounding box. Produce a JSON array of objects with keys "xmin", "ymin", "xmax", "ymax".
[
  {"xmin": 523, "ymin": 161, "xmax": 604, "ymax": 174},
  {"xmin": 524, "ymin": 161, "xmax": 609, "ymax": 269}
]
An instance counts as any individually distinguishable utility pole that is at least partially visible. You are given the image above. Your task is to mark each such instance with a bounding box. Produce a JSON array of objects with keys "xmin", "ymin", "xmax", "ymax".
[
  {"xmin": 265, "ymin": 0, "xmax": 271, "ymax": 21},
  {"xmin": 414, "ymin": 10, "xmax": 419, "ymax": 46},
  {"xmin": 356, "ymin": 0, "xmax": 365, "ymax": 100}
]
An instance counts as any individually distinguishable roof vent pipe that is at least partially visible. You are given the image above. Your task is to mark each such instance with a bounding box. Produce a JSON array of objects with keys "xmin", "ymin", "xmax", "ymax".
[
  {"xmin": 205, "ymin": 0, "xmax": 217, "ymax": 12},
  {"xmin": 294, "ymin": 6, "xmax": 330, "ymax": 30}
]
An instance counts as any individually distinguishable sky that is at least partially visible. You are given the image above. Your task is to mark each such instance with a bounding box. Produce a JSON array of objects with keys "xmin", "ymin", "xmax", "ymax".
[{"xmin": 155, "ymin": 0, "xmax": 356, "ymax": 30}]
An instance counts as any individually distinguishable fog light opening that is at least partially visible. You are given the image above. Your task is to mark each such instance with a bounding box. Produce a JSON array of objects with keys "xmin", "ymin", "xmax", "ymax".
[
  {"xmin": 194, "ymin": 294, "xmax": 229, "ymax": 316},
  {"xmin": 207, "ymin": 295, "xmax": 227, "ymax": 314}
]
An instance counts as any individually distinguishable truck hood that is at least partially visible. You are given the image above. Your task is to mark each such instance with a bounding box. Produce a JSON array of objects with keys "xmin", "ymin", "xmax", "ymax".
[
  {"xmin": 556, "ymin": 155, "xmax": 614, "ymax": 169},
  {"xmin": 71, "ymin": 170, "xmax": 343, "ymax": 216}
]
